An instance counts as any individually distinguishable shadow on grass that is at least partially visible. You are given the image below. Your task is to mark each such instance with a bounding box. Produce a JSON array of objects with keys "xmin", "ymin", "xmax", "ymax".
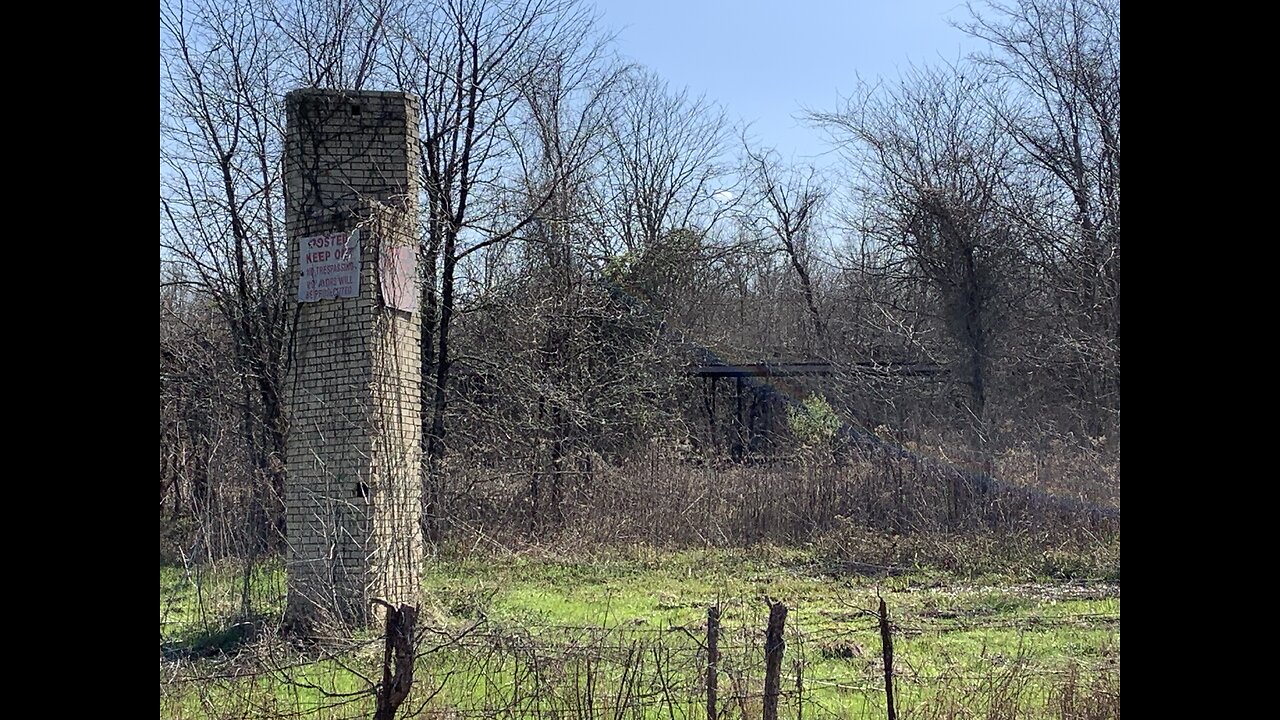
[{"xmin": 161, "ymin": 615, "xmax": 272, "ymax": 660}]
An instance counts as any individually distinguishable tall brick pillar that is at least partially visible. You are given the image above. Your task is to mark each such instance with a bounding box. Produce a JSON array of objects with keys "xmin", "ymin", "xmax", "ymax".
[{"xmin": 283, "ymin": 89, "xmax": 422, "ymax": 630}]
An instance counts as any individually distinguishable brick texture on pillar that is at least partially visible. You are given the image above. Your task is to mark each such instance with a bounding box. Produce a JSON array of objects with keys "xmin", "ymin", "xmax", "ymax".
[{"xmin": 283, "ymin": 89, "xmax": 423, "ymax": 630}]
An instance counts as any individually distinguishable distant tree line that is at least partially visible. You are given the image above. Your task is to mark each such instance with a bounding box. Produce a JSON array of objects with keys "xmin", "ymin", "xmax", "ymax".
[{"xmin": 160, "ymin": 0, "xmax": 1119, "ymax": 554}]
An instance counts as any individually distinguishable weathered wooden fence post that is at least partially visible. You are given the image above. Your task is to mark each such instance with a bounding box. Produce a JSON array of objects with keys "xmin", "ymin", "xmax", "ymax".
[
  {"xmin": 707, "ymin": 605, "xmax": 720, "ymax": 720},
  {"xmin": 373, "ymin": 601, "xmax": 419, "ymax": 720},
  {"xmin": 763, "ymin": 600, "xmax": 788, "ymax": 720},
  {"xmin": 879, "ymin": 597, "xmax": 896, "ymax": 720}
]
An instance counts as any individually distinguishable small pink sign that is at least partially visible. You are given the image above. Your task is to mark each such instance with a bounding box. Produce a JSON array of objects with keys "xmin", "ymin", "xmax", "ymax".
[{"xmin": 380, "ymin": 245, "xmax": 418, "ymax": 312}]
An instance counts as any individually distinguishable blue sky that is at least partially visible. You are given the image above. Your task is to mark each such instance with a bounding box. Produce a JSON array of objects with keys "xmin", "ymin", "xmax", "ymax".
[{"xmin": 591, "ymin": 0, "xmax": 983, "ymax": 163}]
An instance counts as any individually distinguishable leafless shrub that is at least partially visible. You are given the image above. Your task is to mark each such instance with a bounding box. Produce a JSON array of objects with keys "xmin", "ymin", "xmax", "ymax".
[{"xmin": 431, "ymin": 442, "xmax": 1117, "ymax": 557}]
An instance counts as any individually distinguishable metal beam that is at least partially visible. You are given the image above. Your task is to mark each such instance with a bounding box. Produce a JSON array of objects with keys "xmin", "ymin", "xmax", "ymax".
[{"xmin": 690, "ymin": 361, "xmax": 942, "ymax": 378}]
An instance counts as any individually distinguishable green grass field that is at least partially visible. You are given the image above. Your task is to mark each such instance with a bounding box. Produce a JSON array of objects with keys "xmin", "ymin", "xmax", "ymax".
[{"xmin": 160, "ymin": 544, "xmax": 1119, "ymax": 719}]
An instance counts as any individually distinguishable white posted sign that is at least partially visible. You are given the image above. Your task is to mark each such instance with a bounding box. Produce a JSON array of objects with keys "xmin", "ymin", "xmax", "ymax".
[{"xmin": 299, "ymin": 231, "xmax": 360, "ymax": 302}]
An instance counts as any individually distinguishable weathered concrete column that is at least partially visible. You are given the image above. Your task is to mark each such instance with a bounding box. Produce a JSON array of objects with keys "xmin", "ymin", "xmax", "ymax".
[{"xmin": 283, "ymin": 89, "xmax": 422, "ymax": 630}]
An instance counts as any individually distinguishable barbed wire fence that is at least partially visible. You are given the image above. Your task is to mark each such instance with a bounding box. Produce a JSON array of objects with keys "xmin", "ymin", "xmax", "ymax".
[{"xmin": 160, "ymin": 592, "xmax": 1120, "ymax": 720}]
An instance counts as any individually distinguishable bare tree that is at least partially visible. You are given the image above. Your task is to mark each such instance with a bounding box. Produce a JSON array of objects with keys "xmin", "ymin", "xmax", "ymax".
[
  {"xmin": 812, "ymin": 64, "xmax": 1025, "ymax": 447},
  {"xmin": 266, "ymin": 0, "xmax": 405, "ymax": 89},
  {"xmin": 600, "ymin": 70, "xmax": 734, "ymax": 257},
  {"xmin": 742, "ymin": 145, "xmax": 829, "ymax": 354},
  {"xmin": 160, "ymin": 280, "xmax": 220, "ymax": 525},
  {"xmin": 382, "ymin": 0, "xmax": 622, "ymax": 536},
  {"xmin": 161, "ymin": 0, "xmax": 291, "ymax": 550},
  {"xmin": 959, "ymin": 0, "xmax": 1121, "ymax": 431},
  {"xmin": 492, "ymin": 27, "xmax": 630, "ymax": 528}
]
